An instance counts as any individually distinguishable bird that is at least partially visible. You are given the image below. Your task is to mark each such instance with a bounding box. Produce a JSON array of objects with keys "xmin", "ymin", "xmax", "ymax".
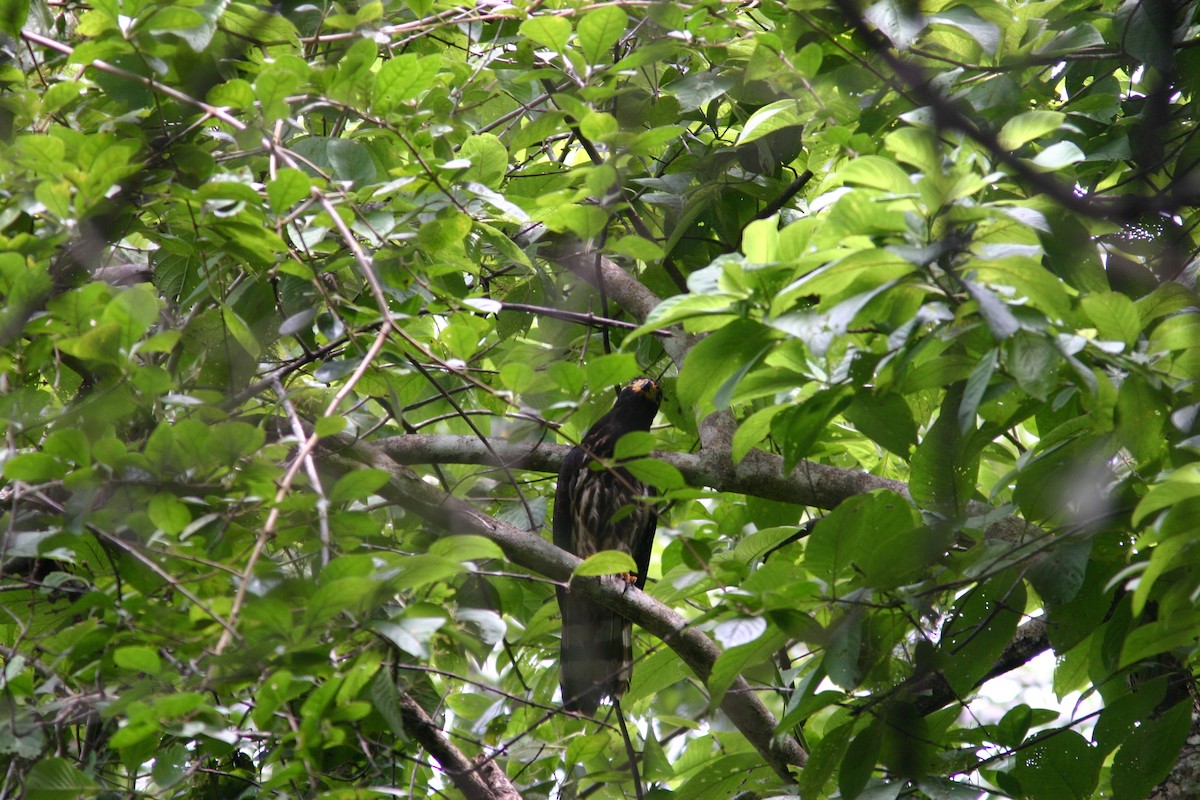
[{"xmin": 554, "ymin": 376, "xmax": 663, "ymax": 716}]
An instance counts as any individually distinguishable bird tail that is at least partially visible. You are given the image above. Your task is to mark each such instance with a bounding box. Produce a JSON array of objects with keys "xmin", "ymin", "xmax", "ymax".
[{"xmin": 558, "ymin": 589, "xmax": 632, "ymax": 716}]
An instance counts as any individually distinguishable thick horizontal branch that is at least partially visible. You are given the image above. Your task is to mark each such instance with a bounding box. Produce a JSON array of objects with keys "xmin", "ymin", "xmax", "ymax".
[
  {"xmin": 373, "ymin": 433, "xmax": 1029, "ymax": 541},
  {"xmin": 316, "ymin": 434, "xmax": 808, "ymax": 781}
]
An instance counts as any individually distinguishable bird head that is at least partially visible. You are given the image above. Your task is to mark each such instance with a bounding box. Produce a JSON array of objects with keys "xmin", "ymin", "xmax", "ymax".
[{"xmin": 621, "ymin": 377, "xmax": 662, "ymax": 408}]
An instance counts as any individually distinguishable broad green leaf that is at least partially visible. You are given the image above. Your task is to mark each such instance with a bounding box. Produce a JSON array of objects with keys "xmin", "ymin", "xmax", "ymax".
[
  {"xmin": 774, "ymin": 386, "xmax": 853, "ymax": 469},
  {"xmin": 1132, "ymin": 464, "xmax": 1200, "ymax": 526},
  {"xmin": 798, "ymin": 718, "xmax": 856, "ymax": 800},
  {"xmin": 1116, "ymin": 374, "xmax": 1166, "ymax": 464},
  {"xmin": 837, "ymin": 155, "xmax": 913, "ymax": 194},
  {"xmin": 374, "ymin": 53, "xmax": 441, "ymax": 111},
  {"xmin": 1028, "ymin": 539, "xmax": 1091, "ymax": 605},
  {"xmin": 1119, "ymin": 615, "xmax": 1200, "ymax": 669},
  {"xmin": 2, "ymin": 452, "xmax": 66, "ymax": 482},
  {"xmin": 267, "ymin": 168, "xmax": 312, "ymax": 214},
  {"xmin": 573, "ymin": 550, "xmax": 637, "ymax": 577},
  {"xmin": 635, "ymin": 293, "xmax": 739, "ymax": 336},
  {"xmin": 585, "ymin": 352, "xmax": 638, "ymax": 390},
  {"xmin": 520, "ymin": 16, "xmax": 571, "ymax": 52},
  {"xmin": 1013, "ymin": 730, "xmax": 1101, "ymax": 800},
  {"xmin": 708, "ymin": 626, "xmax": 787, "ymax": 706},
  {"xmin": 613, "ymin": 431, "xmax": 655, "ymax": 459},
  {"xmin": 1082, "ymin": 291, "xmax": 1141, "ymax": 346},
  {"xmin": 806, "ymin": 490, "xmax": 917, "ymax": 585},
  {"xmin": 839, "ymin": 719, "xmax": 882, "ymax": 799},
  {"xmin": 844, "ymin": 392, "xmax": 918, "ymax": 457},
  {"xmin": 732, "ymin": 404, "xmax": 789, "ymax": 463},
  {"xmin": 713, "ymin": 616, "xmax": 767, "ymax": 648},
  {"xmin": 25, "ymin": 758, "xmax": 98, "ymax": 800},
  {"xmin": 148, "ymin": 493, "xmax": 191, "ymax": 536},
  {"xmin": 1111, "ymin": 699, "xmax": 1190, "ymax": 799},
  {"xmin": 576, "ymin": 6, "xmax": 627, "ymax": 65},
  {"xmin": 739, "ymin": 99, "xmax": 804, "ymax": 145},
  {"xmin": 677, "ymin": 319, "xmax": 775, "ymax": 414},
  {"xmin": 113, "ymin": 645, "xmax": 162, "ymax": 675},
  {"xmin": 1005, "ymin": 330, "xmax": 1060, "ymax": 399},
  {"xmin": 330, "ymin": 468, "xmax": 391, "ymax": 505},
  {"xmin": 459, "ymin": 134, "xmax": 508, "ymax": 189},
  {"xmin": 998, "ymin": 111, "xmax": 1065, "ymax": 149},
  {"xmin": 940, "ymin": 575, "xmax": 1025, "ymax": 694}
]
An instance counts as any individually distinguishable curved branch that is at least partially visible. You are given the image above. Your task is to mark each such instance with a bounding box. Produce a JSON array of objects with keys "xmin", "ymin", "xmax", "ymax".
[
  {"xmin": 316, "ymin": 434, "xmax": 808, "ymax": 781},
  {"xmin": 372, "ymin": 433, "xmax": 1030, "ymax": 541}
]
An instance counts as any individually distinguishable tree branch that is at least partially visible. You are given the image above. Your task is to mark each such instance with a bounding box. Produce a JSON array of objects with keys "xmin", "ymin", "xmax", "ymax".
[
  {"xmin": 315, "ymin": 434, "xmax": 808, "ymax": 781},
  {"xmin": 372, "ymin": 433, "xmax": 1030, "ymax": 542},
  {"xmin": 396, "ymin": 688, "xmax": 523, "ymax": 800}
]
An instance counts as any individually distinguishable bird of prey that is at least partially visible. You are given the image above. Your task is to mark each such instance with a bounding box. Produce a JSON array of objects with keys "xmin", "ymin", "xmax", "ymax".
[{"xmin": 554, "ymin": 376, "xmax": 662, "ymax": 716}]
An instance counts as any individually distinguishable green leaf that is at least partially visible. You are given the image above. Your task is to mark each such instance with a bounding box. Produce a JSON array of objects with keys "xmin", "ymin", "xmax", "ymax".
[
  {"xmin": 330, "ymin": 468, "xmax": 391, "ymax": 505},
  {"xmin": 732, "ymin": 404, "xmax": 788, "ymax": 463},
  {"xmin": 677, "ymin": 319, "xmax": 775, "ymax": 414},
  {"xmin": 910, "ymin": 386, "xmax": 979, "ymax": 518},
  {"xmin": 2, "ymin": 452, "xmax": 65, "ymax": 482},
  {"xmin": 315, "ymin": 415, "xmax": 348, "ymax": 437},
  {"xmin": 1081, "ymin": 292, "xmax": 1141, "ymax": 347},
  {"xmin": 369, "ymin": 668, "xmax": 407, "ymax": 738},
  {"xmin": 585, "ymin": 352, "xmax": 638, "ymax": 390},
  {"xmin": 713, "ymin": 616, "xmax": 767, "ymax": 648},
  {"xmin": 940, "ymin": 576, "xmax": 1025, "ymax": 694},
  {"xmin": 665, "ymin": 70, "xmax": 735, "ymax": 111},
  {"xmin": 25, "ymin": 758, "xmax": 99, "ymax": 800},
  {"xmin": 576, "ymin": 6, "xmax": 627, "ymax": 65},
  {"xmin": 0, "ymin": 0, "xmax": 29, "ymax": 39},
  {"xmin": 374, "ymin": 53, "xmax": 440, "ymax": 111},
  {"xmin": 267, "ymin": 168, "xmax": 312, "ymax": 214},
  {"xmin": 221, "ymin": 305, "xmax": 261, "ymax": 358},
  {"xmin": 148, "ymin": 493, "xmax": 191, "ymax": 536},
  {"xmin": 798, "ymin": 719, "xmax": 856, "ymax": 800},
  {"xmin": 1116, "ymin": 374, "xmax": 1167, "ymax": 464},
  {"xmin": 613, "ymin": 431, "xmax": 655, "ymax": 459},
  {"xmin": 429, "ymin": 535, "xmax": 505, "ymax": 562},
  {"xmin": 1119, "ymin": 614, "xmax": 1200, "ymax": 669},
  {"xmin": 839, "ymin": 720, "xmax": 882, "ymax": 799},
  {"xmin": 837, "ymin": 155, "xmax": 913, "ymax": 194},
  {"xmin": 774, "ymin": 386, "xmax": 853, "ymax": 469},
  {"xmin": 708, "ymin": 626, "xmax": 787, "ymax": 706},
  {"xmin": 998, "ymin": 111, "xmax": 1065, "ymax": 149},
  {"xmin": 1111, "ymin": 698, "xmax": 1189, "ymax": 799},
  {"xmin": 573, "ymin": 550, "xmax": 637, "ymax": 577},
  {"xmin": 636, "ymin": 293, "xmax": 738, "ymax": 334},
  {"xmin": 113, "ymin": 645, "xmax": 162, "ymax": 675},
  {"xmin": 1005, "ymin": 330, "xmax": 1060, "ymax": 399},
  {"xmin": 963, "ymin": 278, "xmax": 1019, "ymax": 340},
  {"xmin": 307, "ymin": 577, "xmax": 382, "ymax": 626},
  {"xmin": 519, "ymin": 16, "xmax": 571, "ymax": 52},
  {"xmin": 1013, "ymin": 729, "xmax": 1101, "ymax": 800},
  {"xmin": 844, "ymin": 392, "xmax": 918, "ymax": 457},
  {"xmin": 1028, "ymin": 539, "xmax": 1091, "ymax": 606},
  {"xmin": 739, "ymin": 99, "xmax": 804, "ymax": 145},
  {"xmin": 1132, "ymin": 464, "xmax": 1200, "ymax": 526},
  {"xmin": 806, "ymin": 490, "xmax": 921, "ymax": 585},
  {"xmin": 459, "ymin": 134, "xmax": 508, "ymax": 189}
]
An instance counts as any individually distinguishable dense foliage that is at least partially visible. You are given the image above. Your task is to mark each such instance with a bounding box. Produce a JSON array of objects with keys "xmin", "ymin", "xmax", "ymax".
[{"xmin": 2, "ymin": 0, "xmax": 1199, "ymax": 797}]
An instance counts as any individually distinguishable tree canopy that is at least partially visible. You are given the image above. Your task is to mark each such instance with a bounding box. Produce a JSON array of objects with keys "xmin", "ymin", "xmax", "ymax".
[{"xmin": 2, "ymin": 0, "xmax": 1199, "ymax": 798}]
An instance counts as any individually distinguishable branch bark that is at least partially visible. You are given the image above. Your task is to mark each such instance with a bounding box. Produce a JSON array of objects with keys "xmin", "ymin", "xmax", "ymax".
[
  {"xmin": 372, "ymin": 433, "xmax": 1032, "ymax": 542},
  {"xmin": 316, "ymin": 434, "xmax": 808, "ymax": 782},
  {"xmin": 397, "ymin": 688, "xmax": 523, "ymax": 800}
]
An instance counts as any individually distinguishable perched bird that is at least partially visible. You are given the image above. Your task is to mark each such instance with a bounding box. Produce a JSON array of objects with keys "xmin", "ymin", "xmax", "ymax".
[{"xmin": 554, "ymin": 376, "xmax": 663, "ymax": 716}]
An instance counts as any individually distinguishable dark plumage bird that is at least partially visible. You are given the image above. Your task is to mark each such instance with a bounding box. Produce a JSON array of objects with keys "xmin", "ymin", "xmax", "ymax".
[{"xmin": 554, "ymin": 377, "xmax": 662, "ymax": 716}]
